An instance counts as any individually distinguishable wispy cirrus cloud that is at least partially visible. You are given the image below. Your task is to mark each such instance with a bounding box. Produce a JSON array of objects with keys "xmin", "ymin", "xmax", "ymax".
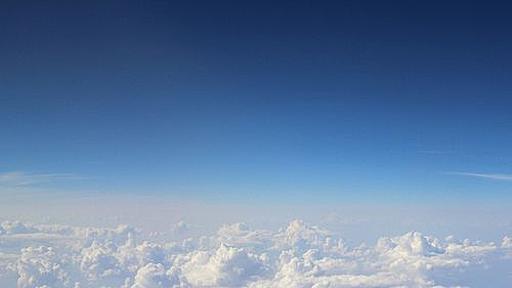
[
  {"xmin": 418, "ymin": 150, "xmax": 453, "ymax": 155},
  {"xmin": 446, "ymin": 171, "xmax": 512, "ymax": 181},
  {"xmin": 0, "ymin": 171, "xmax": 82, "ymax": 186}
]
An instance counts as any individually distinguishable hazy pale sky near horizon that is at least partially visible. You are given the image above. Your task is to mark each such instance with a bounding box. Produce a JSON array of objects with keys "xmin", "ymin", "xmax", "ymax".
[{"xmin": 2, "ymin": 0, "xmax": 512, "ymax": 203}]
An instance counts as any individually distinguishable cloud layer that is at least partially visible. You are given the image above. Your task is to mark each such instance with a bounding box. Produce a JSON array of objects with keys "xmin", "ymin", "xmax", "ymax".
[{"xmin": 0, "ymin": 219, "xmax": 511, "ymax": 287}]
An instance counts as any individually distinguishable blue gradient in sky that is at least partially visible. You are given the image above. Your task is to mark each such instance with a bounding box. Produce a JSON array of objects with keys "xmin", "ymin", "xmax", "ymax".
[{"xmin": 1, "ymin": 1, "xmax": 512, "ymax": 202}]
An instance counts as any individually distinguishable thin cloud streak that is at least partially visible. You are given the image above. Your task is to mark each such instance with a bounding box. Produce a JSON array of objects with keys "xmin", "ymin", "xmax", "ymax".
[
  {"xmin": 418, "ymin": 150, "xmax": 453, "ymax": 154},
  {"xmin": 447, "ymin": 172, "xmax": 512, "ymax": 181},
  {"xmin": 0, "ymin": 171, "xmax": 83, "ymax": 186}
]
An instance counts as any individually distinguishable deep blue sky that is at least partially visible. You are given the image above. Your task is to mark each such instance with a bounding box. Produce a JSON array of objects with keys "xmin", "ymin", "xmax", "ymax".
[{"xmin": 1, "ymin": 1, "xmax": 512, "ymax": 203}]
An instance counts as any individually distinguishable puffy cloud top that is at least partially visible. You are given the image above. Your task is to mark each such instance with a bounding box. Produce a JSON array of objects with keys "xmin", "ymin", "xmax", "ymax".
[{"xmin": 0, "ymin": 219, "xmax": 511, "ymax": 287}]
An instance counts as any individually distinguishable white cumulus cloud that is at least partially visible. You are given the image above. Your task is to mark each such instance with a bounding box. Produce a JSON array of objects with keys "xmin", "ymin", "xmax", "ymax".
[{"xmin": 0, "ymin": 219, "xmax": 511, "ymax": 287}]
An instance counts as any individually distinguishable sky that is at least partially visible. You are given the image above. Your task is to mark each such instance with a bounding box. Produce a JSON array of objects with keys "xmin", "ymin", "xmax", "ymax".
[
  {"xmin": 3, "ymin": 2, "xmax": 512, "ymax": 287},
  {"xmin": 1, "ymin": 0, "xmax": 512, "ymax": 205}
]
